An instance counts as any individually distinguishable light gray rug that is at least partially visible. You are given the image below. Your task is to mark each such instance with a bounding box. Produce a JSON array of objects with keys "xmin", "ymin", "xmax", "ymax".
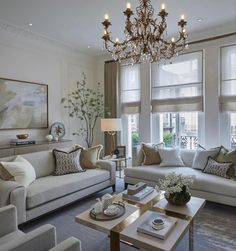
[{"xmin": 20, "ymin": 179, "xmax": 236, "ymax": 251}]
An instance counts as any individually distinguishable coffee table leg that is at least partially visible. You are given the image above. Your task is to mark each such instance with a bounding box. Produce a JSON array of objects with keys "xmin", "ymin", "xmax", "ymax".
[
  {"xmin": 110, "ymin": 230, "xmax": 120, "ymax": 251},
  {"xmin": 189, "ymin": 219, "xmax": 194, "ymax": 251}
]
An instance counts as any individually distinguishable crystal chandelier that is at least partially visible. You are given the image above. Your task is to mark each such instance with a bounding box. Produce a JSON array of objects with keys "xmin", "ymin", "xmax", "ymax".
[{"xmin": 102, "ymin": 0, "xmax": 188, "ymax": 63}]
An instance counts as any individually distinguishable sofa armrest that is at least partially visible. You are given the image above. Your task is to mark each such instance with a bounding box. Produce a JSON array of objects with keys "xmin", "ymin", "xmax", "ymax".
[
  {"xmin": 0, "ymin": 179, "xmax": 26, "ymax": 224},
  {"xmin": 49, "ymin": 237, "xmax": 82, "ymax": 251},
  {"xmin": 10, "ymin": 187, "xmax": 26, "ymax": 224},
  {"xmin": 0, "ymin": 224, "xmax": 56, "ymax": 251},
  {"xmin": 96, "ymin": 160, "xmax": 116, "ymax": 184},
  {"xmin": 0, "ymin": 205, "xmax": 17, "ymax": 237}
]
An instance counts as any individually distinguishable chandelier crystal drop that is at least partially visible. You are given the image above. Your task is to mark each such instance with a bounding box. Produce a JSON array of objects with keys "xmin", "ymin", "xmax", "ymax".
[{"xmin": 102, "ymin": 0, "xmax": 188, "ymax": 64}]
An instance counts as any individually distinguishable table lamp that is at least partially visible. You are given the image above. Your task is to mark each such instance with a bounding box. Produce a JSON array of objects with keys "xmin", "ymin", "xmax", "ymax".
[{"xmin": 101, "ymin": 118, "xmax": 122, "ymax": 155}]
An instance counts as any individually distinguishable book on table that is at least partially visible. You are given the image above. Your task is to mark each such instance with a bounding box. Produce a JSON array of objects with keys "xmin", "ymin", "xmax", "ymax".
[
  {"xmin": 10, "ymin": 139, "xmax": 36, "ymax": 145},
  {"xmin": 122, "ymin": 186, "xmax": 154, "ymax": 201},
  {"xmin": 137, "ymin": 212, "xmax": 178, "ymax": 240}
]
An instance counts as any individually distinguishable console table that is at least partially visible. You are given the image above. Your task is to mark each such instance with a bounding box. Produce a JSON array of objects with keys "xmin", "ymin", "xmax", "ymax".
[{"xmin": 0, "ymin": 139, "xmax": 73, "ymax": 158}]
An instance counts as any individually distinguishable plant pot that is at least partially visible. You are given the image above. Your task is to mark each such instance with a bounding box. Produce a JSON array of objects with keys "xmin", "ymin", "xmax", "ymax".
[{"xmin": 165, "ymin": 190, "xmax": 191, "ymax": 206}]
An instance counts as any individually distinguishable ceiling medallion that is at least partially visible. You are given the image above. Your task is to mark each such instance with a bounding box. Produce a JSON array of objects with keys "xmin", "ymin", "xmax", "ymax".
[{"xmin": 102, "ymin": 0, "xmax": 188, "ymax": 64}]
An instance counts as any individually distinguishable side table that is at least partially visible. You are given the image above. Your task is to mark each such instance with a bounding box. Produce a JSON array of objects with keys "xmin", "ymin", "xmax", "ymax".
[{"xmin": 104, "ymin": 157, "xmax": 127, "ymax": 178}]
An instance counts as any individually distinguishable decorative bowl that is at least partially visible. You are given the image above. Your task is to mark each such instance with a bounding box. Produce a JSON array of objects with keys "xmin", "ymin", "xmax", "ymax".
[{"xmin": 16, "ymin": 134, "xmax": 29, "ymax": 140}]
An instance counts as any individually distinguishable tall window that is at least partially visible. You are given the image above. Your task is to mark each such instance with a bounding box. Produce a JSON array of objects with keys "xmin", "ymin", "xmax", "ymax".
[
  {"xmin": 151, "ymin": 51, "xmax": 203, "ymax": 149},
  {"xmin": 231, "ymin": 113, "xmax": 236, "ymax": 149},
  {"xmin": 120, "ymin": 64, "xmax": 141, "ymax": 157},
  {"xmin": 220, "ymin": 45, "xmax": 236, "ymax": 148}
]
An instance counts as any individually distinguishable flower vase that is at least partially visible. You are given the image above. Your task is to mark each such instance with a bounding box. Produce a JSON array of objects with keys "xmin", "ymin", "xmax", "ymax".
[{"xmin": 165, "ymin": 186, "xmax": 191, "ymax": 206}]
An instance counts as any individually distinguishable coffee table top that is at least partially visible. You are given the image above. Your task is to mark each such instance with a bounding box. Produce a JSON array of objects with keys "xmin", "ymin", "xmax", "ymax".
[
  {"xmin": 120, "ymin": 210, "xmax": 190, "ymax": 251},
  {"xmin": 75, "ymin": 203, "xmax": 138, "ymax": 235},
  {"xmin": 154, "ymin": 196, "xmax": 206, "ymax": 220}
]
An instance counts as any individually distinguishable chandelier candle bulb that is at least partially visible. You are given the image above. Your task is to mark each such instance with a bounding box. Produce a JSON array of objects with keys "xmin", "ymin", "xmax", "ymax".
[
  {"xmin": 181, "ymin": 15, "xmax": 185, "ymax": 20},
  {"xmin": 126, "ymin": 3, "xmax": 131, "ymax": 9},
  {"xmin": 104, "ymin": 14, "xmax": 109, "ymax": 20},
  {"xmin": 161, "ymin": 4, "xmax": 165, "ymax": 10},
  {"xmin": 171, "ymin": 37, "xmax": 175, "ymax": 43}
]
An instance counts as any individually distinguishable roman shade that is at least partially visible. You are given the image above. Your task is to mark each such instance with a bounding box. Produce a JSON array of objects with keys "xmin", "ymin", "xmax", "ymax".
[
  {"xmin": 151, "ymin": 51, "xmax": 203, "ymax": 113},
  {"xmin": 120, "ymin": 64, "xmax": 141, "ymax": 114},
  {"xmin": 220, "ymin": 44, "xmax": 236, "ymax": 112}
]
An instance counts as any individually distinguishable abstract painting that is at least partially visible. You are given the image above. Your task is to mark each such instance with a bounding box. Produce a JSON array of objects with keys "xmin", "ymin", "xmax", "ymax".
[{"xmin": 0, "ymin": 78, "xmax": 48, "ymax": 129}]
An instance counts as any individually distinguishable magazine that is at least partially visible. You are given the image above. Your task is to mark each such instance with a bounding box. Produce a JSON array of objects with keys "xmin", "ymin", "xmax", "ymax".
[{"xmin": 137, "ymin": 212, "xmax": 178, "ymax": 239}]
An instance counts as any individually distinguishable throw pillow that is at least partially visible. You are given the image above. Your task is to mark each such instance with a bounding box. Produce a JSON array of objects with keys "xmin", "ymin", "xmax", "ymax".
[
  {"xmin": 158, "ymin": 148, "xmax": 185, "ymax": 167},
  {"xmin": 215, "ymin": 146, "xmax": 236, "ymax": 179},
  {"xmin": 203, "ymin": 157, "xmax": 232, "ymax": 179},
  {"xmin": 0, "ymin": 156, "xmax": 36, "ymax": 187},
  {"xmin": 75, "ymin": 144, "xmax": 103, "ymax": 169},
  {"xmin": 192, "ymin": 147, "xmax": 220, "ymax": 170},
  {"xmin": 53, "ymin": 148, "xmax": 84, "ymax": 175},
  {"xmin": 0, "ymin": 163, "xmax": 14, "ymax": 181},
  {"xmin": 142, "ymin": 142, "xmax": 164, "ymax": 165}
]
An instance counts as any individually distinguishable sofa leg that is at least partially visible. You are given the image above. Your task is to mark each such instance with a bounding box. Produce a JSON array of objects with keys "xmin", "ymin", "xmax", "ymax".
[
  {"xmin": 124, "ymin": 183, "xmax": 128, "ymax": 190},
  {"xmin": 112, "ymin": 184, "xmax": 116, "ymax": 193}
]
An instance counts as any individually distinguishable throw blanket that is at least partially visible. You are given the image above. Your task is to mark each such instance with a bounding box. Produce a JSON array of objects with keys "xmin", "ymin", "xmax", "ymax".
[{"xmin": 0, "ymin": 179, "xmax": 23, "ymax": 207}]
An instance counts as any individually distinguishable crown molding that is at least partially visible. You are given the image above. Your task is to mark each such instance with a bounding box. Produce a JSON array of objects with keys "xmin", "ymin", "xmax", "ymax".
[{"xmin": 0, "ymin": 19, "xmax": 90, "ymax": 57}]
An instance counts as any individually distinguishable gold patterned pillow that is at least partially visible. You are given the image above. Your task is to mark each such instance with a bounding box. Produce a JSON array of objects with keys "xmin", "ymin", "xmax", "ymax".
[
  {"xmin": 75, "ymin": 145, "xmax": 103, "ymax": 169},
  {"xmin": 215, "ymin": 146, "xmax": 236, "ymax": 179},
  {"xmin": 142, "ymin": 142, "xmax": 164, "ymax": 165}
]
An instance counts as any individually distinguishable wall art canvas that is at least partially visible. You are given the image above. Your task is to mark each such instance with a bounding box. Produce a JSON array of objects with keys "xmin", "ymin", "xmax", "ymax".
[{"xmin": 0, "ymin": 78, "xmax": 48, "ymax": 129}]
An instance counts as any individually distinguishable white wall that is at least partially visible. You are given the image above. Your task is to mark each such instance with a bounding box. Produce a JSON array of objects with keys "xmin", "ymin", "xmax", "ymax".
[{"xmin": 0, "ymin": 21, "xmax": 100, "ymax": 146}]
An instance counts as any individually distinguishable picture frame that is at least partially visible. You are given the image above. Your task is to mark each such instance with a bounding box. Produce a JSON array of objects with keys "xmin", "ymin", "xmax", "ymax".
[
  {"xmin": 0, "ymin": 77, "xmax": 48, "ymax": 130},
  {"xmin": 116, "ymin": 146, "xmax": 126, "ymax": 158}
]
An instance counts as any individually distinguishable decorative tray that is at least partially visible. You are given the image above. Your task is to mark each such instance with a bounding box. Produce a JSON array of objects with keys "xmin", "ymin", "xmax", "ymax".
[{"xmin": 90, "ymin": 202, "xmax": 126, "ymax": 221}]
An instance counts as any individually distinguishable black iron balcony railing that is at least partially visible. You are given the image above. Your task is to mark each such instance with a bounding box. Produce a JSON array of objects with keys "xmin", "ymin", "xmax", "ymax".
[{"xmin": 231, "ymin": 135, "xmax": 236, "ymax": 149}]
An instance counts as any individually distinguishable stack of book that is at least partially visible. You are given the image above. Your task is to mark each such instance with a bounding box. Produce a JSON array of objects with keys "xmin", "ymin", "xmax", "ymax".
[
  {"xmin": 122, "ymin": 182, "xmax": 154, "ymax": 201},
  {"xmin": 10, "ymin": 139, "xmax": 36, "ymax": 146},
  {"xmin": 137, "ymin": 212, "xmax": 177, "ymax": 239}
]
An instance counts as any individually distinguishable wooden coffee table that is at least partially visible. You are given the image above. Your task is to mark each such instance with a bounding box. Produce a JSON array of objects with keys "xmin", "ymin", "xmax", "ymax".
[{"xmin": 75, "ymin": 190, "xmax": 205, "ymax": 251}]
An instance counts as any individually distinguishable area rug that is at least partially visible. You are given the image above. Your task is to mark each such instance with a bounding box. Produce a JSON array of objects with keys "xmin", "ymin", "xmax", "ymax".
[{"xmin": 20, "ymin": 179, "xmax": 236, "ymax": 251}]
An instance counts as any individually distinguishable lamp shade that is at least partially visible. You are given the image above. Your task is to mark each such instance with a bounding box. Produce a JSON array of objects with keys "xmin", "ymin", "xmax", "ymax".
[{"xmin": 101, "ymin": 118, "xmax": 122, "ymax": 132}]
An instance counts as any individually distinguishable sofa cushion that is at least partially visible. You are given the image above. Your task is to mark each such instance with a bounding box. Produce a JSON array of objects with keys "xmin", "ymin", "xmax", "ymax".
[
  {"xmin": 180, "ymin": 149, "xmax": 195, "ymax": 167},
  {"xmin": 142, "ymin": 143, "xmax": 163, "ymax": 165},
  {"xmin": 124, "ymin": 166, "xmax": 236, "ymax": 197},
  {"xmin": 203, "ymin": 157, "xmax": 232, "ymax": 179},
  {"xmin": 0, "ymin": 230, "xmax": 24, "ymax": 246},
  {"xmin": 159, "ymin": 148, "xmax": 185, "ymax": 167},
  {"xmin": 53, "ymin": 148, "xmax": 84, "ymax": 175},
  {"xmin": 1, "ymin": 156, "xmax": 36, "ymax": 187},
  {"xmin": 26, "ymin": 169, "xmax": 110, "ymax": 209},
  {"xmin": 192, "ymin": 147, "xmax": 220, "ymax": 170}
]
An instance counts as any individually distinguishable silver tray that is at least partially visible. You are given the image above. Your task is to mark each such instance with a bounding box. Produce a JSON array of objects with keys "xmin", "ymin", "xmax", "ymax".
[{"xmin": 90, "ymin": 202, "xmax": 126, "ymax": 221}]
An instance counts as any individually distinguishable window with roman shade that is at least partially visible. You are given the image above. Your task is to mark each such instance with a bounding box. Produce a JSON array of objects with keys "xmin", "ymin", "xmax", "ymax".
[
  {"xmin": 120, "ymin": 64, "xmax": 141, "ymax": 114},
  {"xmin": 220, "ymin": 44, "xmax": 236, "ymax": 112},
  {"xmin": 151, "ymin": 51, "xmax": 203, "ymax": 113}
]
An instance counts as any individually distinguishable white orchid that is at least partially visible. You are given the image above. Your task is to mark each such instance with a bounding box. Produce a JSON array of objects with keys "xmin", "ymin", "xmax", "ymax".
[{"xmin": 158, "ymin": 172, "xmax": 194, "ymax": 198}]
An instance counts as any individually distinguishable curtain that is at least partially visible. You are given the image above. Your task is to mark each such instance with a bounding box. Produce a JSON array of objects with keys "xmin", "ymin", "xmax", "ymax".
[
  {"xmin": 120, "ymin": 64, "xmax": 141, "ymax": 114},
  {"xmin": 104, "ymin": 61, "xmax": 118, "ymax": 155},
  {"xmin": 220, "ymin": 45, "xmax": 236, "ymax": 112},
  {"xmin": 151, "ymin": 51, "xmax": 203, "ymax": 113}
]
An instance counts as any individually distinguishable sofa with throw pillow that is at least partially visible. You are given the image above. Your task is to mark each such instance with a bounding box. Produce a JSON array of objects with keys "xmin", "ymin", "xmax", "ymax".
[
  {"xmin": 125, "ymin": 143, "xmax": 236, "ymax": 207},
  {"xmin": 0, "ymin": 146, "xmax": 116, "ymax": 224}
]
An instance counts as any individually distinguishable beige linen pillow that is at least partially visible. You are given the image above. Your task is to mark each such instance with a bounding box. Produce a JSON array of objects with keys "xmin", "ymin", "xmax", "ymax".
[
  {"xmin": 142, "ymin": 143, "xmax": 164, "ymax": 165},
  {"xmin": 0, "ymin": 163, "xmax": 14, "ymax": 181},
  {"xmin": 0, "ymin": 156, "xmax": 36, "ymax": 187},
  {"xmin": 215, "ymin": 146, "xmax": 236, "ymax": 179},
  {"xmin": 75, "ymin": 144, "xmax": 103, "ymax": 169}
]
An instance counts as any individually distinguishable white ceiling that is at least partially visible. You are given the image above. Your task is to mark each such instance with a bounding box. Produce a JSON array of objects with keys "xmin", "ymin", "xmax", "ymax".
[{"xmin": 0, "ymin": 0, "xmax": 235, "ymax": 55}]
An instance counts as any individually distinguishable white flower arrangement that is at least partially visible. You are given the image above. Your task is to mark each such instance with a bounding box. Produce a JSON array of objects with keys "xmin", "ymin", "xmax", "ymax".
[{"xmin": 156, "ymin": 172, "xmax": 194, "ymax": 199}]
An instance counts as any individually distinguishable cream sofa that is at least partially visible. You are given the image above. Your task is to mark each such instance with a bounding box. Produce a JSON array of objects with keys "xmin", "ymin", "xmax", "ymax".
[
  {"xmin": 0, "ymin": 148, "xmax": 116, "ymax": 224},
  {"xmin": 124, "ymin": 148, "xmax": 236, "ymax": 207}
]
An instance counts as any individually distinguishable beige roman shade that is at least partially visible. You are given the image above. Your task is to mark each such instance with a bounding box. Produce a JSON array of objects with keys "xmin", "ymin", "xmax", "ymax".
[
  {"xmin": 120, "ymin": 63, "xmax": 141, "ymax": 114},
  {"xmin": 151, "ymin": 51, "xmax": 203, "ymax": 113},
  {"xmin": 220, "ymin": 45, "xmax": 236, "ymax": 112}
]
